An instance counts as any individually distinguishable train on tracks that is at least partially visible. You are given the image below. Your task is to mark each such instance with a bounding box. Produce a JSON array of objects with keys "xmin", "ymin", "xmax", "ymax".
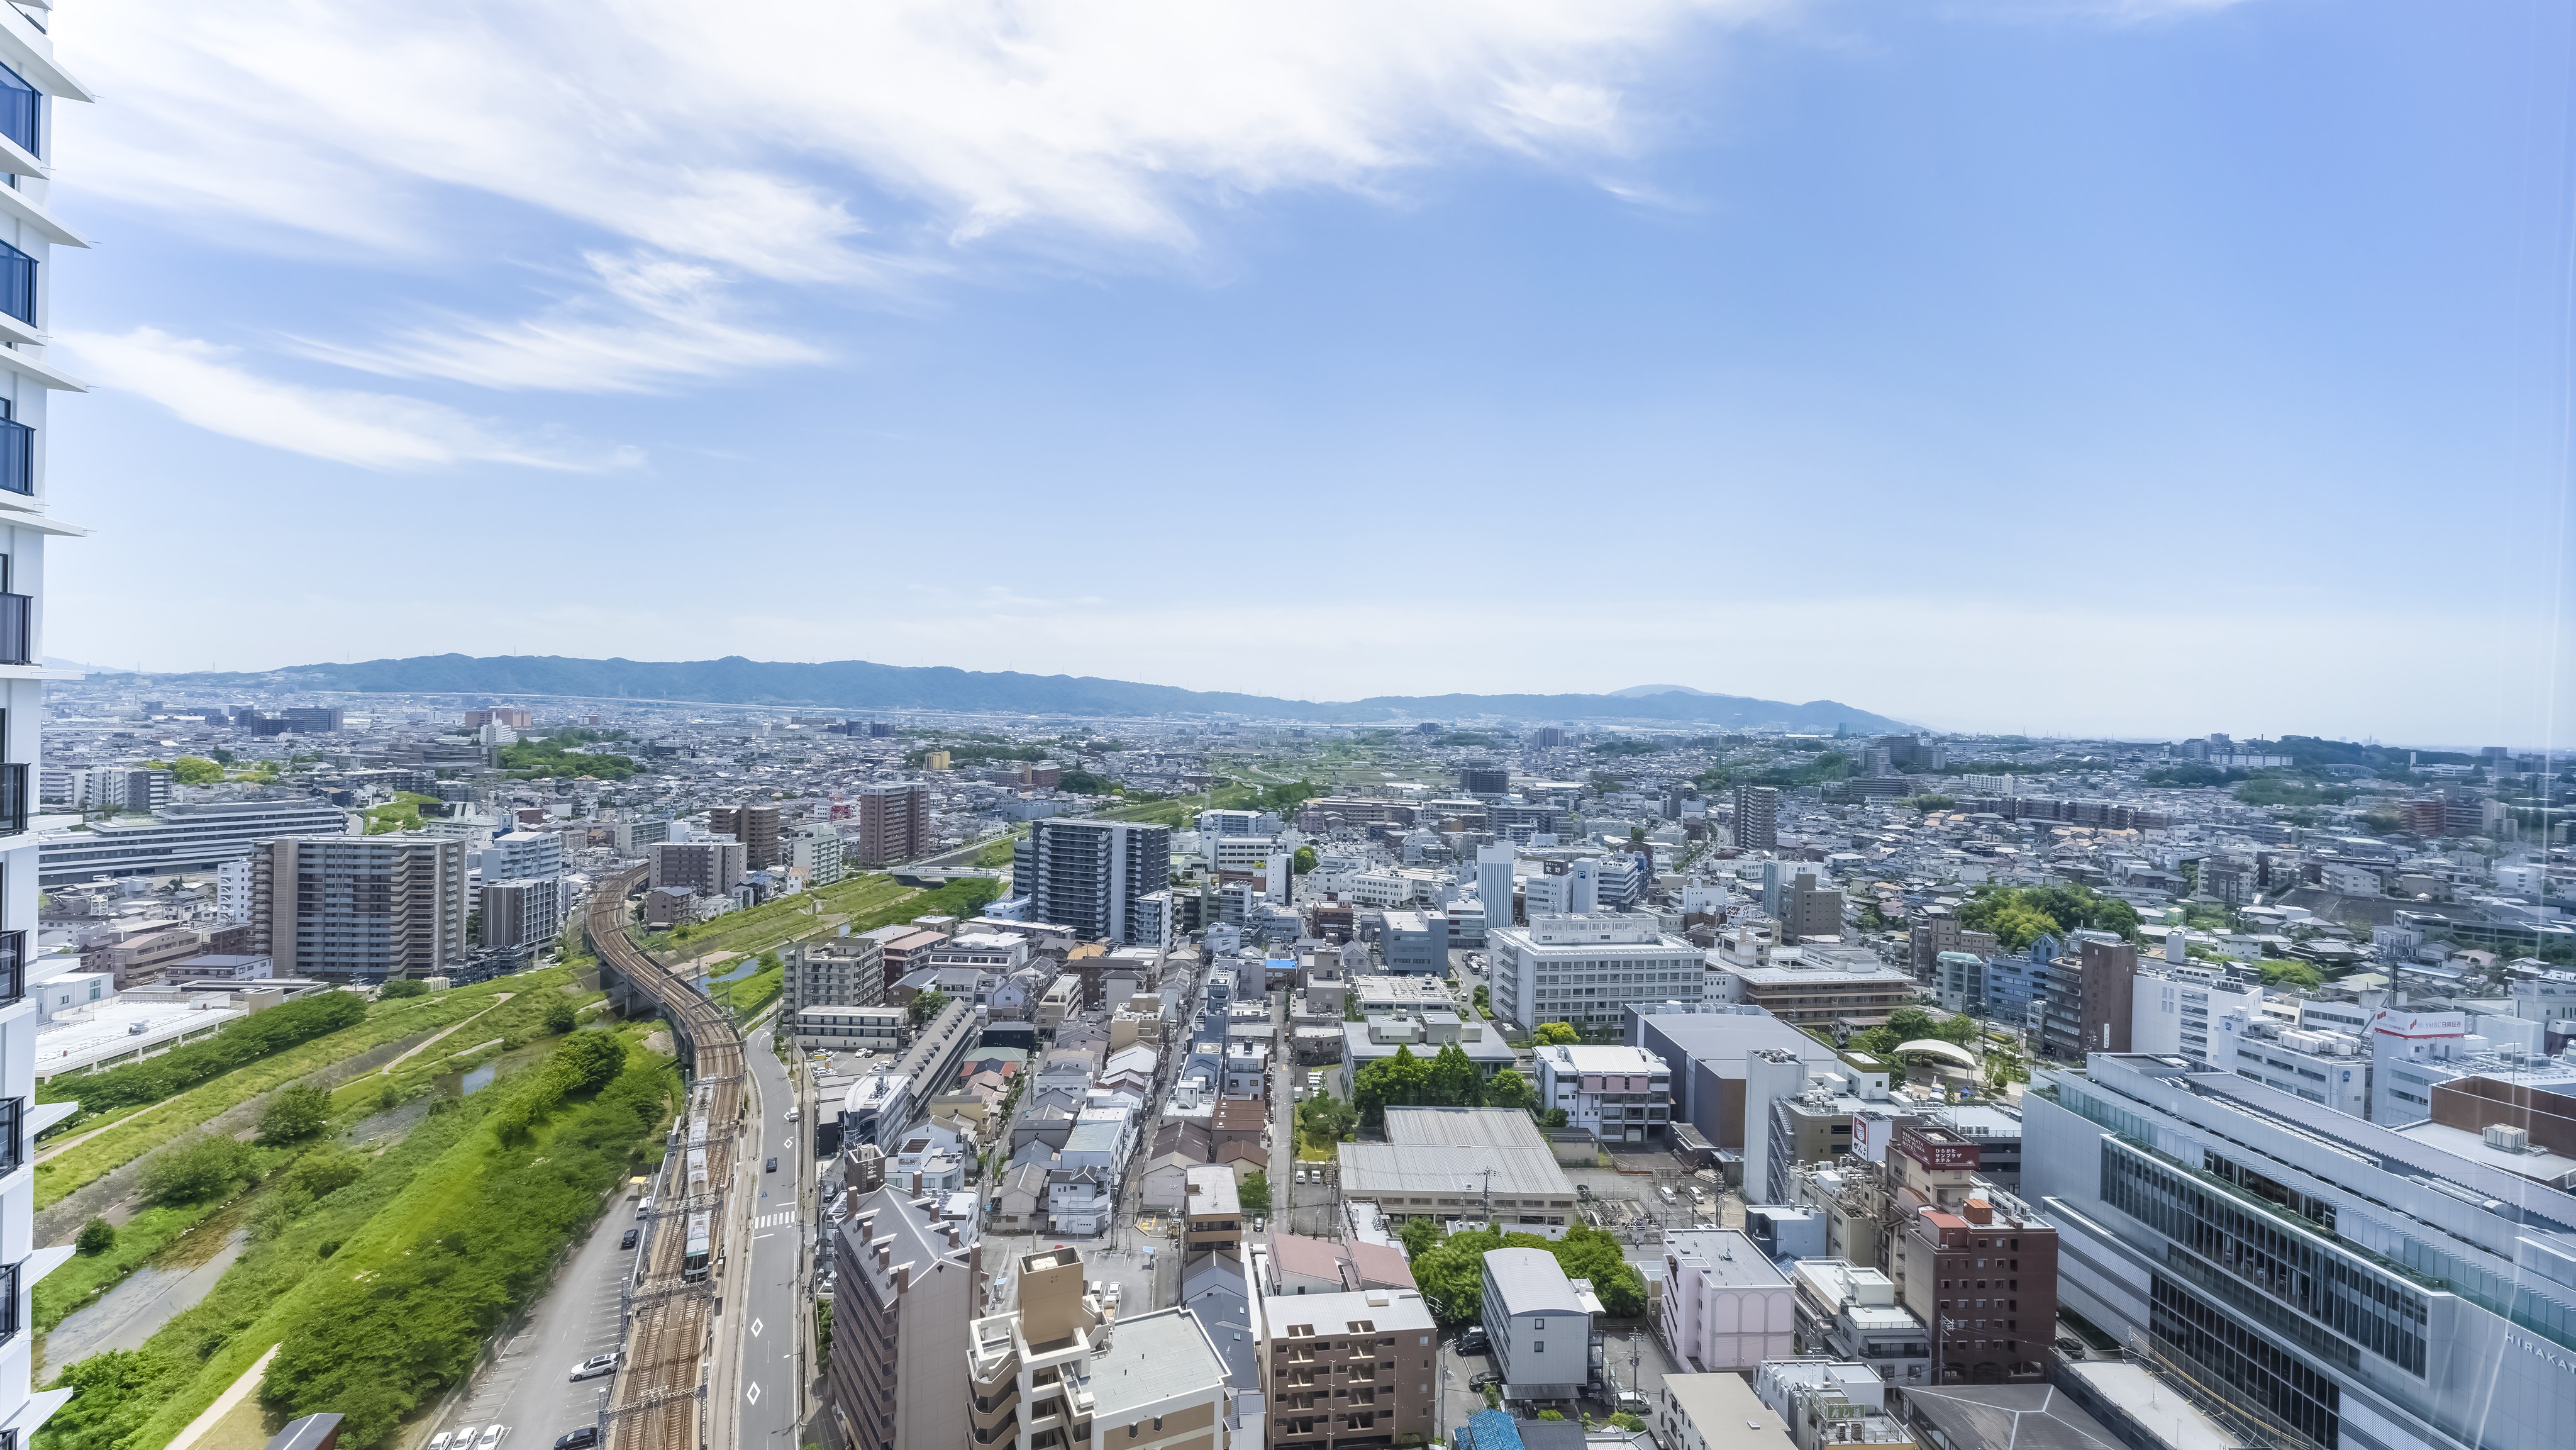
[{"xmin": 584, "ymin": 866, "xmax": 748, "ymax": 1450}]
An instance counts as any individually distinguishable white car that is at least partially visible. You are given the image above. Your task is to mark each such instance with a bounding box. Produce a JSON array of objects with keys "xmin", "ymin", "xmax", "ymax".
[
  {"xmin": 569, "ymin": 1354, "xmax": 618, "ymax": 1381},
  {"xmin": 478, "ymin": 1428, "xmax": 508, "ymax": 1450},
  {"xmin": 428, "ymin": 1434, "xmax": 455, "ymax": 1450},
  {"xmin": 1294, "ymin": 1166, "xmax": 1307, "ymax": 1185}
]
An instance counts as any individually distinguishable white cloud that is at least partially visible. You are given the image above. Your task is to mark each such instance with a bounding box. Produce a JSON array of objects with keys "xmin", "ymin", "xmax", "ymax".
[
  {"xmin": 294, "ymin": 252, "xmax": 829, "ymax": 394},
  {"xmin": 60, "ymin": 328, "xmax": 643, "ymax": 471},
  {"xmin": 55, "ymin": 1, "xmax": 1785, "ymax": 282}
]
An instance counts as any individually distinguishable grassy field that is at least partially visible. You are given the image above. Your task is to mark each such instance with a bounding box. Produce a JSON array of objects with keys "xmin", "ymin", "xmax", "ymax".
[
  {"xmin": 35, "ymin": 978, "xmax": 603, "ymax": 1340},
  {"xmin": 40, "ymin": 1023, "xmax": 677, "ymax": 1450},
  {"xmin": 639, "ymin": 871, "xmax": 918, "ymax": 961},
  {"xmin": 1094, "ymin": 783, "xmax": 1258, "ymax": 828},
  {"xmin": 35, "ymin": 971, "xmax": 583, "ymax": 1212},
  {"xmin": 710, "ymin": 962, "xmax": 783, "ymax": 1017}
]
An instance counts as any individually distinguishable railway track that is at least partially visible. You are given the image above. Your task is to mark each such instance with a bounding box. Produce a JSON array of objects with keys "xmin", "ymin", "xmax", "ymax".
[{"xmin": 586, "ymin": 866, "xmax": 748, "ymax": 1450}]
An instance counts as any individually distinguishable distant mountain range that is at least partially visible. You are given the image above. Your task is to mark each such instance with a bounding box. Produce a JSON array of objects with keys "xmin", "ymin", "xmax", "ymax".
[{"xmin": 121, "ymin": 654, "xmax": 1918, "ymax": 733}]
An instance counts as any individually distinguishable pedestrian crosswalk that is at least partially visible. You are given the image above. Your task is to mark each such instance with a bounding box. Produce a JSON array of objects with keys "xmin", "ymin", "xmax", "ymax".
[{"xmin": 755, "ymin": 1211, "xmax": 798, "ymax": 1229}]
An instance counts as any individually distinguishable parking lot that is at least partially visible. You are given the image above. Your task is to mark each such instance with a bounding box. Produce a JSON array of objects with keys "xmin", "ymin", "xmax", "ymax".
[{"xmin": 429, "ymin": 1193, "xmax": 642, "ymax": 1450}]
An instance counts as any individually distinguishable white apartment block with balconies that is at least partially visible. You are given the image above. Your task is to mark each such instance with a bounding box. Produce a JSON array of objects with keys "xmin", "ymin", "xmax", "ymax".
[
  {"xmin": 1531, "ymin": 1042, "xmax": 1673, "ymax": 1144},
  {"xmin": 0, "ymin": 14, "xmax": 94, "ymax": 1446}
]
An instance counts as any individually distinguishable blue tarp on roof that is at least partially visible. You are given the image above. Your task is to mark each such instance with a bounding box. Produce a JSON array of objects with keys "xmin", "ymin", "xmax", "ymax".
[{"xmin": 1455, "ymin": 1409, "xmax": 1526, "ymax": 1450}]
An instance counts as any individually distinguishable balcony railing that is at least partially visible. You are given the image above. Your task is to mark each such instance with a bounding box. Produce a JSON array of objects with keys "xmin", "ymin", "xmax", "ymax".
[
  {"xmin": 0, "ymin": 931, "xmax": 22, "ymax": 1008},
  {"xmin": 0, "ymin": 64, "xmax": 35, "ymax": 159},
  {"xmin": 0, "ymin": 240, "xmax": 33, "ymax": 328},
  {"xmin": 0, "ymin": 591, "xmax": 29, "ymax": 665},
  {"xmin": 0, "ymin": 765, "xmax": 24, "ymax": 838},
  {"xmin": 0, "ymin": 1098, "xmax": 22, "ymax": 1176},
  {"xmin": 0, "ymin": 1259, "xmax": 18, "ymax": 1343},
  {"xmin": 0, "ymin": 415, "xmax": 27, "ymax": 496}
]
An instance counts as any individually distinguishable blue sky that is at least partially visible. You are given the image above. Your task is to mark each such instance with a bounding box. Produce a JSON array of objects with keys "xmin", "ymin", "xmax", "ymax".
[{"xmin": 36, "ymin": 0, "xmax": 2576, "ymax": 744}]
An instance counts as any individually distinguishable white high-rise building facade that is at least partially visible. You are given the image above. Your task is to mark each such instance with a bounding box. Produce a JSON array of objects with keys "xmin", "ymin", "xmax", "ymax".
[{"xmin": 0, "ymin": 13, "xmax": 95, "ymax": 1442}]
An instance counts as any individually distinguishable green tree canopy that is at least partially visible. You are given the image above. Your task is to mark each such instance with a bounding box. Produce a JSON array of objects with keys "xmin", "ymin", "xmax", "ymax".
[
  {"xmin": 541, "ymin": 996, "xmax": 579, "ymax": 1035},
  {"xmin": 75, "ymin": 1218, "xmax": 114, "ymax": 1256},
  {"xmin": 1532, "ymin": 1022, "xmax": 1580, "ymax": 1046},
  {"xmin": 256, "ymin": 1083, "xmax": 333, "ymax": 1146},
  {"xmin": 1484, "ymin": 1068, "xmax": 1533, "ymax": 1111},
  {"xmin": 909, "ymin": 989, "xmax": 951, "ymax": 1027},
  {"xmin": 169, "ymin": 756, "xmax": 225, "ymax": 786},
  {"xmin": 143, "ymin": 1134, "xmax": 258, "ymax": 1205},
  {"xmin": 1239, "ymin": 1171, "xmax": 1272, "ymax": 1219}
]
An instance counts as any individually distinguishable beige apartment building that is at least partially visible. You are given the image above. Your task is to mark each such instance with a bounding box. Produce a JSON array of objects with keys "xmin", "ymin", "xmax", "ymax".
[{"xmin": 969, "ymin": 1246, "xmax": 1231, "ymax": 1450}]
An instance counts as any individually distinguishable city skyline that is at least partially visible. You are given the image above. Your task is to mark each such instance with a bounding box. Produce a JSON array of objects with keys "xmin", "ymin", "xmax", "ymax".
[{"xmin": 25, "ymin": 1, "xmax": 2575, "ymax": 744}]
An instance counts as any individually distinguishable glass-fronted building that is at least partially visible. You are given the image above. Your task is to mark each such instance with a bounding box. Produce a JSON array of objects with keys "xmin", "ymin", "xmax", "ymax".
[{"xmin": 2026, "ymin": 1051, "xmax": 2576, "ymax": 1450}]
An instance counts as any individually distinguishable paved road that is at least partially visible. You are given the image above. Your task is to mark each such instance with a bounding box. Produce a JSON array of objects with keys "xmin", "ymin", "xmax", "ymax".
[
  {"xmin": 734, "ymin": 1028, "xmax": 809, "ymax": 1450},
  {"xmin": 439, "ymin": 1195, "xmax": 641, "ymax": 1450}
]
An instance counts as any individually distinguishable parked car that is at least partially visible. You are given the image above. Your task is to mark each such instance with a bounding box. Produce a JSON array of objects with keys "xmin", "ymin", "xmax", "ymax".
[
  {"xmin": 1455, "ymin": 1326, "xmax": 1490, "ymax": 1355},
  {"xmin": 619, "ymin": 1229, "xmax": 639, "ymax": 1251},
  {"xmin": 553, "ymin": 1430, "xmax": 599, "ymax": 1450},
  {"xmin": 428, "ymin": 1433, "xmax": 455, "ymax": 1450},
  {"xmin": 569, "ymin": 1354, "xmax": 618, "ymax": 1382},
  {"xmin": 477, "ymin": 1427, "xmax": 509, "ymax": 1450},
  {"xmin": 635, "ymin": 1196, "xmax": 653, "ymax": 1219},
  {"xmin": 786, "ymin": 1107, "xmax": 800, "ymax": 1123},
  {"xmin": 766, "ymin": 1157, "xmax": 778, "ymax": 1173}
]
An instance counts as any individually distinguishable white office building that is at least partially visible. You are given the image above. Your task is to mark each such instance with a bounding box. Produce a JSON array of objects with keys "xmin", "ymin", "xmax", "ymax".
[
  {"xmin": 2131, "ymin": 968, "xmax": 2264, "ymax": 1073},
  {"xmin": 2233, "ymin": 1023, "xmax": 2372, "ymax": 1118},
  {"xmin": 0, "ymin": 21, "xmax": 97, "ymax": 1447},
  {"xmin": 1487, "ymin": 913, "xmax": 1704, "ymax": 1034}
]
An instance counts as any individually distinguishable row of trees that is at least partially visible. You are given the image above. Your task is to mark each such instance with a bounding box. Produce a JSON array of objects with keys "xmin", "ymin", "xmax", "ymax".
[{"xmin": 42, "ymin": 991, "xmax": 369, "ymax": 1115}]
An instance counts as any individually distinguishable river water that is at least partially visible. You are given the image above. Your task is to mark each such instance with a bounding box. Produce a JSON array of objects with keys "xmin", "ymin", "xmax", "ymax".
[{"xmin": 40, "ymin": 1225, "xmax": 250, "ymax": 1380}]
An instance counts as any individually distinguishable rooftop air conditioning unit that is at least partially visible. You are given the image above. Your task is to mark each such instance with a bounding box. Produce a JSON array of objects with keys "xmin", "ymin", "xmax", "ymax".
[{"xmin": 2484, "ymin": 1123, "xmax": 2532, "ymax": 1153}]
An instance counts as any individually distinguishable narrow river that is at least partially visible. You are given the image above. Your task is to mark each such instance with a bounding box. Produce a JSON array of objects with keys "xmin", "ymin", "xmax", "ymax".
[{"xmin": 40, "ymin": 1225, "xmax": 250, "ymax": 1380}]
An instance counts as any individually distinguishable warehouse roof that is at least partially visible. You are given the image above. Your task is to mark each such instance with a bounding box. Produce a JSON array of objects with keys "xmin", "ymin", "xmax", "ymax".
[
  {"xmin": 1336, "ymin": 1144, "xmax": 1574, "ymax": 1200},
  {"xmin": 1384, "ymin": 1107, "xmax": 1550, "ymax": 1149}
]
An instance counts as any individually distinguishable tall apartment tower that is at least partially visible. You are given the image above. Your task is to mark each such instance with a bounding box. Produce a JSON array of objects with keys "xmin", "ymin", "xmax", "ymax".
[
  {"xmin": 0, "ymin": 26, "xmax": 91, "ymax": 1450},
  {"xmin": 856, "ymin": 781, "xmax": 930, "ymax": 866},
  {"xmin": 247, "ymin": 835, "xmax": 470, "ymax": 981},
  {"xmin": 1732, "ymin": 783, "xmax": 1780, "ymax": 850},
  {"xmin": 1016, "ymin": 818, "xmax": 1172, "ymax": 945},
  {"xmin": 830, "ymin": 1186, "xmax": 980, "ymax": 1450},
  {"xmin": 708, "ymin": 802, "xmax": 781, "ymax": 870}
]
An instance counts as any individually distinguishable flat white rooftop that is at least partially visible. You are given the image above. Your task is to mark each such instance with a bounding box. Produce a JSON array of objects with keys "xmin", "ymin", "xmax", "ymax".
[{"xmin": 37, "ymin": 1001, "xmax": 247, "ymax": 1081}]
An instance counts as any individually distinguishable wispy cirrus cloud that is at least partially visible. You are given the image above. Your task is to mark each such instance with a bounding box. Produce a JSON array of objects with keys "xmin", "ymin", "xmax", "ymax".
[
  {"xmin": 59, "ymin": 1, "xmax": 1788, "ymax": 281},
  {"xmin": 60, "ymin": 328, "xmax": 644, "ymax": 471},
  {"xmin": 292, "ymin": 252, "xmax": 829, "ymax": 395}
]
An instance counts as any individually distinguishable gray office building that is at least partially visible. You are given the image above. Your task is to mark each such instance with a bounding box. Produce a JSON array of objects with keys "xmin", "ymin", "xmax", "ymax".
[
  {"xmin": 1382, "ymin": 909, "xmax": 1450, "ymax": 975},
  {"xmin": 2028, "ymin": 1051, "xmax": 2576, "ymax": 1450}
]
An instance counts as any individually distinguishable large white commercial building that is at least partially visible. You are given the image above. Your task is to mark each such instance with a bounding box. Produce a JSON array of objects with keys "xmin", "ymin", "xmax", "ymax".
[
  {"xmin": 38, "ymin": 798, "xmax": 353, "ymax": 885},
  {"xmin": 1487, "ymin": 913, "xmax": 1703, "ymax": 1034},
  {"xmin": 0, "ymin": 20, "xmax": 96, "ymax": 1446}
]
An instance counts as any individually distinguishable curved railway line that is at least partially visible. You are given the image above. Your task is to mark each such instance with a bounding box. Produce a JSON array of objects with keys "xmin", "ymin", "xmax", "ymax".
[{"xmin": 586, "ymin": 865, "xmax": 747, "ymax": 1450}]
